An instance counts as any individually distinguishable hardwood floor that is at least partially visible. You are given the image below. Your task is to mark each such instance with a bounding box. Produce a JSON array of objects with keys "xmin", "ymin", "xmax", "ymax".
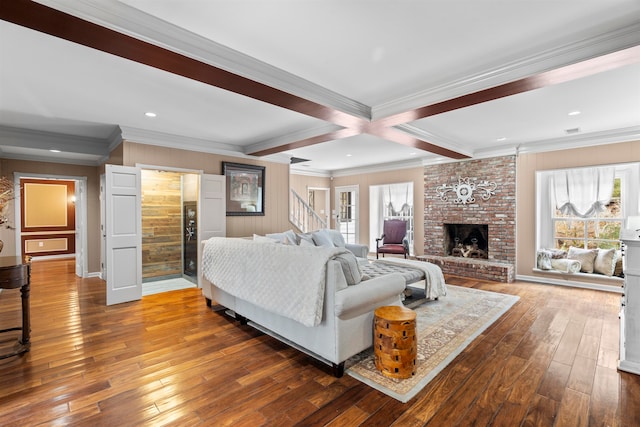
[{"xmin": 0, "ymin": 259, "xmax": 638, "ymax": 426}]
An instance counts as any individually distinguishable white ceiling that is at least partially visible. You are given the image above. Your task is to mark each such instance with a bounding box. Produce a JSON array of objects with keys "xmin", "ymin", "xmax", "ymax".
[{"xmin": 1, "ymin": 0, "xmax": 639, "ymax": 174}]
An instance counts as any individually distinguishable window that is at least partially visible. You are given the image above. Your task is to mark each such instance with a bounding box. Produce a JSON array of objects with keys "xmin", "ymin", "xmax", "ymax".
[
  {"xmin": 536, "ymin": 162, "xmax": 639, "ymax": 254},
  {"xmin": 552, "ymin": 177, "xmax": 623, "ymax": 250}
]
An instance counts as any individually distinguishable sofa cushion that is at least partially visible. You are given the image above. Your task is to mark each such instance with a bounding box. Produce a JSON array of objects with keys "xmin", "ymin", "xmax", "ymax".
[
  {"xmin": 567, "ymin": 247, "xmax": 598, "ymax": 273},
  {"xmin": 594, "ymin": 248, "xmax": 616, "ymax": 276},
  {"xmin": 334, "ymin": 251, "xmax": 362, "ymax": 285}
]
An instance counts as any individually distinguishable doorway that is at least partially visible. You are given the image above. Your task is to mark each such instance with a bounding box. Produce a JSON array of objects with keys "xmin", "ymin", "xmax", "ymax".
[
  {"xmin": 14, "ymin": 173, "xmax": 88, "ymax": 278},
  {"xmin": 335, "ymin": 185, "xmax": 359, "ymax": 244},
  {"xmin": 140, "ymin": 169, "xmax": 199, "ymax": 295}
]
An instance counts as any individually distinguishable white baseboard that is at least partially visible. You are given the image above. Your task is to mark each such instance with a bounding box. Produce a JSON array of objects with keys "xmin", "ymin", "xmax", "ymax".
[{"xmin": 517, "ymin": 274, "xmax": 623, "ymax": 293}]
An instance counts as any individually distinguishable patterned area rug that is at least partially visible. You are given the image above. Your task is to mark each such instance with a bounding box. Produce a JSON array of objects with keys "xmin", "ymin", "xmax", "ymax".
[{"xmin": 346, "ymin": 285, "xmax": 520, "ymax": 403}]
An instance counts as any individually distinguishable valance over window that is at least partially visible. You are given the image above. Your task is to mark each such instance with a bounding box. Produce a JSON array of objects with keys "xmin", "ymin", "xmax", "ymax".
[
  {"xmin": 385, "ymin": 183, "xmax": 412, "ymax": 215},
  {"xmin": 552, "ymin": 167, "xmax": 615, "ymax": 218}
]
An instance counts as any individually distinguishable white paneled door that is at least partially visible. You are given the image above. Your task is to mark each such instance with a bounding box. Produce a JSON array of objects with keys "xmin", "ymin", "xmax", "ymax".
[
  {"xmin": 105, "ymin": 165, "xmax": 142, "ymax": 305},
  {"xmin": 197, "ymin": 174, "xmax": 226, "ymax": 288}
]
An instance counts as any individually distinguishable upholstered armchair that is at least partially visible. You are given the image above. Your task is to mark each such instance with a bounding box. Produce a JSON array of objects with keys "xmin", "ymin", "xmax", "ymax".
[{"xmin": 376, "ymin": 219, "xmax": 409, "ymax": 259}]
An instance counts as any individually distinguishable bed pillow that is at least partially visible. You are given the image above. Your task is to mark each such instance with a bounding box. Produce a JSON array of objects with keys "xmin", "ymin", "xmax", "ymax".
[
  {"xmin": 334, "ymin": 252, "xmax": 362, "ymax": 285},
  {"xmin": 594, "ymin": 248, "xmax": 616, "ymax": 276},
  {"xmin": 567, "ymin": 247, "xmax": 598, "ymax": 273}
]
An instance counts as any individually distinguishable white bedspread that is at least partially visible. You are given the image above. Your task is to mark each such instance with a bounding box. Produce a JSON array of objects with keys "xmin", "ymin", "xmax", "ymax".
[
  {"xmin": 202, "ymin": 237, "xmax": 349, "ymax": 327},
  {"xmin": 376, "ymin": 258, "xmax": 447, "ymax": 299}
]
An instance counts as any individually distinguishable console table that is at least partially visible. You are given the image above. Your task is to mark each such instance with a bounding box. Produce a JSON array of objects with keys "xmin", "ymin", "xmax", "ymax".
[{"xmin": 0, "ymin": 256, "xmax": 32, "ymax": 359}]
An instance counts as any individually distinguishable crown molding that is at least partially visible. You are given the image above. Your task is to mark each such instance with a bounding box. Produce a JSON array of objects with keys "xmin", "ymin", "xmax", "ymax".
[
  {"xmin": 119, "ymin": 126, "xmax": 254, "ymax": 159},
  {"xmin": 0, "ymin": 125, "xmax": 109, "ymax": 155},
  {"xmin": 0, "ymin": 150, "xmax": 103, "ymax": 167},
  {"xmin": 516, "ymin": 125, "xmax": 640, "ymax": 155},
  {"xmin": 330, "ymin": 158, "xmax": 425, "ymax": 178},
  {"xmin": 289, "ymin": 167, "xmax": 332, "ymax": 178},
  {"xmin": 373, "ymin": 21, "xmax": 640, "ymax": 120},
  {"xmin": 35, "ymin": 0, "xmax": 370, "ymax": 120}
]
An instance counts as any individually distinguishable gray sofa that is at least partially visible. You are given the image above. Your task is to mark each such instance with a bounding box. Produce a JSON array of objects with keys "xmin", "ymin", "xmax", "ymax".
[{"xmin": 201, "ymin": 237, "xmax": 405, "ymax": 376}]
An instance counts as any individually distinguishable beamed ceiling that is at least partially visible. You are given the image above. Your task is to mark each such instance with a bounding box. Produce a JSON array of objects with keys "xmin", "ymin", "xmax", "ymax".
[{"xmin": 1, "ymin": 0, "xmax": 639, "ymax": 174}]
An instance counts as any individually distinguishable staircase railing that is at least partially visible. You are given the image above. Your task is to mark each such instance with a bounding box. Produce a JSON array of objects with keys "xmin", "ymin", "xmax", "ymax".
[{"xmin": 290, "ymin": 189, "xmax": 327, "ymax": 233}]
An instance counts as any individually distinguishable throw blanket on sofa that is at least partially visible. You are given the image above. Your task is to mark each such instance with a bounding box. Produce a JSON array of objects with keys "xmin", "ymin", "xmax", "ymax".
[
  {"xmin": 202, "ymin": 237, "xmax": 349, "ymax": 327},
  {"xmin": 374, "ymin": 258, "xmax": 447, "ymax": 299}
]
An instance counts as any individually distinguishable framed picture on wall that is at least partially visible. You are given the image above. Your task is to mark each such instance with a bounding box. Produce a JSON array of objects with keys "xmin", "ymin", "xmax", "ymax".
[{"xmin": 222, "ymin": 162, "xmax": 265, "ymax": 216}]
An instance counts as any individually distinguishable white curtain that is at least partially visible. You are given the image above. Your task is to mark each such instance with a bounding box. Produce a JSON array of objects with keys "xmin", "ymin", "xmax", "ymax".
[
  {"xmin": 385, "ymin": 183, "xmax": 412, "ymax": 215},
  {"xmin": 553, "ymin": 167, "xmax": 615, "ymax": 218}
]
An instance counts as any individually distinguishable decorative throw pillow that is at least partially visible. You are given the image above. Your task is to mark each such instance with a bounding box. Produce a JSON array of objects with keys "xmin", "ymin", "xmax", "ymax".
[
  {"xmin": 333, "ymin": 252, "xmax": 362, "ymax": 285},
  {"xmin": 544, "ymin": 248, "xmax": 568, "ymax": 259},
  {"xmin": 253, "ymin": 234, "xmax": 278, "ymax": 244},
  {"xmin": 594, "ymin": 248, "xmax": 616, "ymax": 276},
  {"xmin": 536, "ymin": 250, "xmax": 552, "ymax": 270},
  {"xmin": 297, "ymin": 232, "xmax": 315, "ymax": 246},
  {"xmin": 312, "ymin": 231, "xmax": 335, "ymax": 248},
  {"xmin": 613, "ymin": 250, "xmax": 623, "ymax": 277},
  {"xmin": 299, "ymin": 238, "xmax": 315, "ymax": 247},
  {"xmin": 266, "ymin": 229, "xmax": 298, "ymax": 245},
  {"xmin": 567, "ymin": 247, "xmax": 599, "ymax": 273}
]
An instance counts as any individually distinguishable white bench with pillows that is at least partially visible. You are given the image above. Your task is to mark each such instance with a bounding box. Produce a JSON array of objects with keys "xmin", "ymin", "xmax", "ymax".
[{"xmin": 536, "ymin": 246, "xmax": 623, "ymax": 279}]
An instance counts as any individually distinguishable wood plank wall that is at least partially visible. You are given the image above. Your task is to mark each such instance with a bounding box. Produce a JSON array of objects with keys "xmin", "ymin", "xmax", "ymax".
[{"xmin": 141, "ymin": 170, "xmax": 183, "ymax": 279}]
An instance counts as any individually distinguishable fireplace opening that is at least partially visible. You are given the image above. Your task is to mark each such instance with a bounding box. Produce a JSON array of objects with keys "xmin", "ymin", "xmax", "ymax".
[{"xmin": 443, "ymin": 223, "xmax": 488, "ymax": 258}]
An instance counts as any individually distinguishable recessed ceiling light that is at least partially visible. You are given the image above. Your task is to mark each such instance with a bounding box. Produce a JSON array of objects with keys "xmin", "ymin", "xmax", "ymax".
[
  {"xmin": 568, "ymin": 111, "xmax": 581, "ymax": 116},
  {"xmin": 409, "ymin": 152, "xmax": 417, "ymax": 156},
  {"xmin": 496, "ymin": 137, "xmax": 507, "ymax": 142},
  {"xmin": 145, "ymin": 112, "xmax": 157, "ymax": 118},
  {"xmin": 346, "ymin": 154, "xmax": 352, "ymax": 157},
  {"xmin": 49, "ymin": 149, "xmax": 61, "ymax": 153}
]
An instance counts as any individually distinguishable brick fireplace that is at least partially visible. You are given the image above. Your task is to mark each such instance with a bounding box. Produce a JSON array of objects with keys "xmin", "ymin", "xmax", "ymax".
[{"xmin": 422, "ymin": 156, "xmax": 516, "ymax": 282}]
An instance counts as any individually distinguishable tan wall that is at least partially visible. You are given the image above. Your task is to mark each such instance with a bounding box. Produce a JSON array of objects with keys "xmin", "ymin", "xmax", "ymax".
[
  {"xmin": 331, "ymin": 166, "xmax": 425, "ymax": 255},
  {"xmin": 122, "ymin": 141, "xmax": 292, "ymax": 237},
  {"xmin": 0, "ymin": 159, "xmax": 101, "ymax": 272},
  {"xmin": 516, "ymin": 140, "xmax": 640, "ymax": 277}
]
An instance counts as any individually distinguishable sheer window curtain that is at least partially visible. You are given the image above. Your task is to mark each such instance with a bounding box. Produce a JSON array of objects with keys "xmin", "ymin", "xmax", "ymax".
[{"xmin": 552, "ymin": 167, "xmax": 615, "ymax": 218}]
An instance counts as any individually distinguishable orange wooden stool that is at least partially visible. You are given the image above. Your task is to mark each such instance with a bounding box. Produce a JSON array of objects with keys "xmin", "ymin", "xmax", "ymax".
[{"xmin": 373, "ymin": 305, "xmax": 417, "ymax": 379}]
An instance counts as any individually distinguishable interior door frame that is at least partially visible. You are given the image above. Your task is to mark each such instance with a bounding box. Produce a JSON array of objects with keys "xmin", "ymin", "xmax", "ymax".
[
  {"xmin": 13, "ymin": 172, "xmax": 88, "ymax": 277},
  {"xmin": 334, "ymin": 185, "xmax": 359, "ymax": 243}
]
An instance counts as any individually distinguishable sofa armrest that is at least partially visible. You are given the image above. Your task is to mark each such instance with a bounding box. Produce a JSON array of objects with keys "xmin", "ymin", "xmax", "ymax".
[
  {"xmin": 345, "ymin": 243, "xmax": 369, "ymax": 258},
  {"xmin": 334, "ymin": 273, "xmax": 405, "ymax": 319}
]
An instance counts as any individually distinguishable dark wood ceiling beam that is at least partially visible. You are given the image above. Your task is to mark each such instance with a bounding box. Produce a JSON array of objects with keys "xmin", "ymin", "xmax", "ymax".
[
  {"xmin": 377, "ymin": 45, "xmax": 640, "ymax": 127},
  {"xmin": 0, "ymin": 0, "xmax": 366, "ymax": 129},
  {"xmin": 248, "ymin": 128, "xmax": 361, "ymax": 157}
]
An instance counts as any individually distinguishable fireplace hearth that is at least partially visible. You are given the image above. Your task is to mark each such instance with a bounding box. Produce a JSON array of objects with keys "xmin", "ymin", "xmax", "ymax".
[{"xmin": 443, "ymin": 223, "xmax": 488, "ymax": 259}]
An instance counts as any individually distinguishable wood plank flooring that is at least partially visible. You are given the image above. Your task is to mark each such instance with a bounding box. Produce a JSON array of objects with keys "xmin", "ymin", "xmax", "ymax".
[{"xmin": 0, "ymin": 259, "xmax": 638, "ymax": 426}]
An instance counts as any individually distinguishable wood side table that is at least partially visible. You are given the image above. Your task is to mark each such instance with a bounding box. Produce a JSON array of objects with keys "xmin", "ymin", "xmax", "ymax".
[
  {"xmin": 374, "ymin": 305, "xmax": 417, "ymax": 379},
  {"xmin": 0, "ymin": 256, "xmax": 32, "ymax": 359}
]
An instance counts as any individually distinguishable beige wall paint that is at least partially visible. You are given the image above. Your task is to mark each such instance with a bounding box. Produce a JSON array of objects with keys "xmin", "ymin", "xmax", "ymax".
[
  {"xmin": 123, "ymin": 141, "xmax": 292, "ymax": 238},
  {"xmin": 331, "ymin": 166, "xmax": 425, "ymax": 255},
  {"xmin": 0, "ymin": 159, "xmax": 101, "ymax": 272},
  {"xmin": 516, "ymin": 140, "xmax": 640, "ymax": 278},
  {"xmin": 290, "ymin": 173, "xmax": 331, "ymax": 226}
]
